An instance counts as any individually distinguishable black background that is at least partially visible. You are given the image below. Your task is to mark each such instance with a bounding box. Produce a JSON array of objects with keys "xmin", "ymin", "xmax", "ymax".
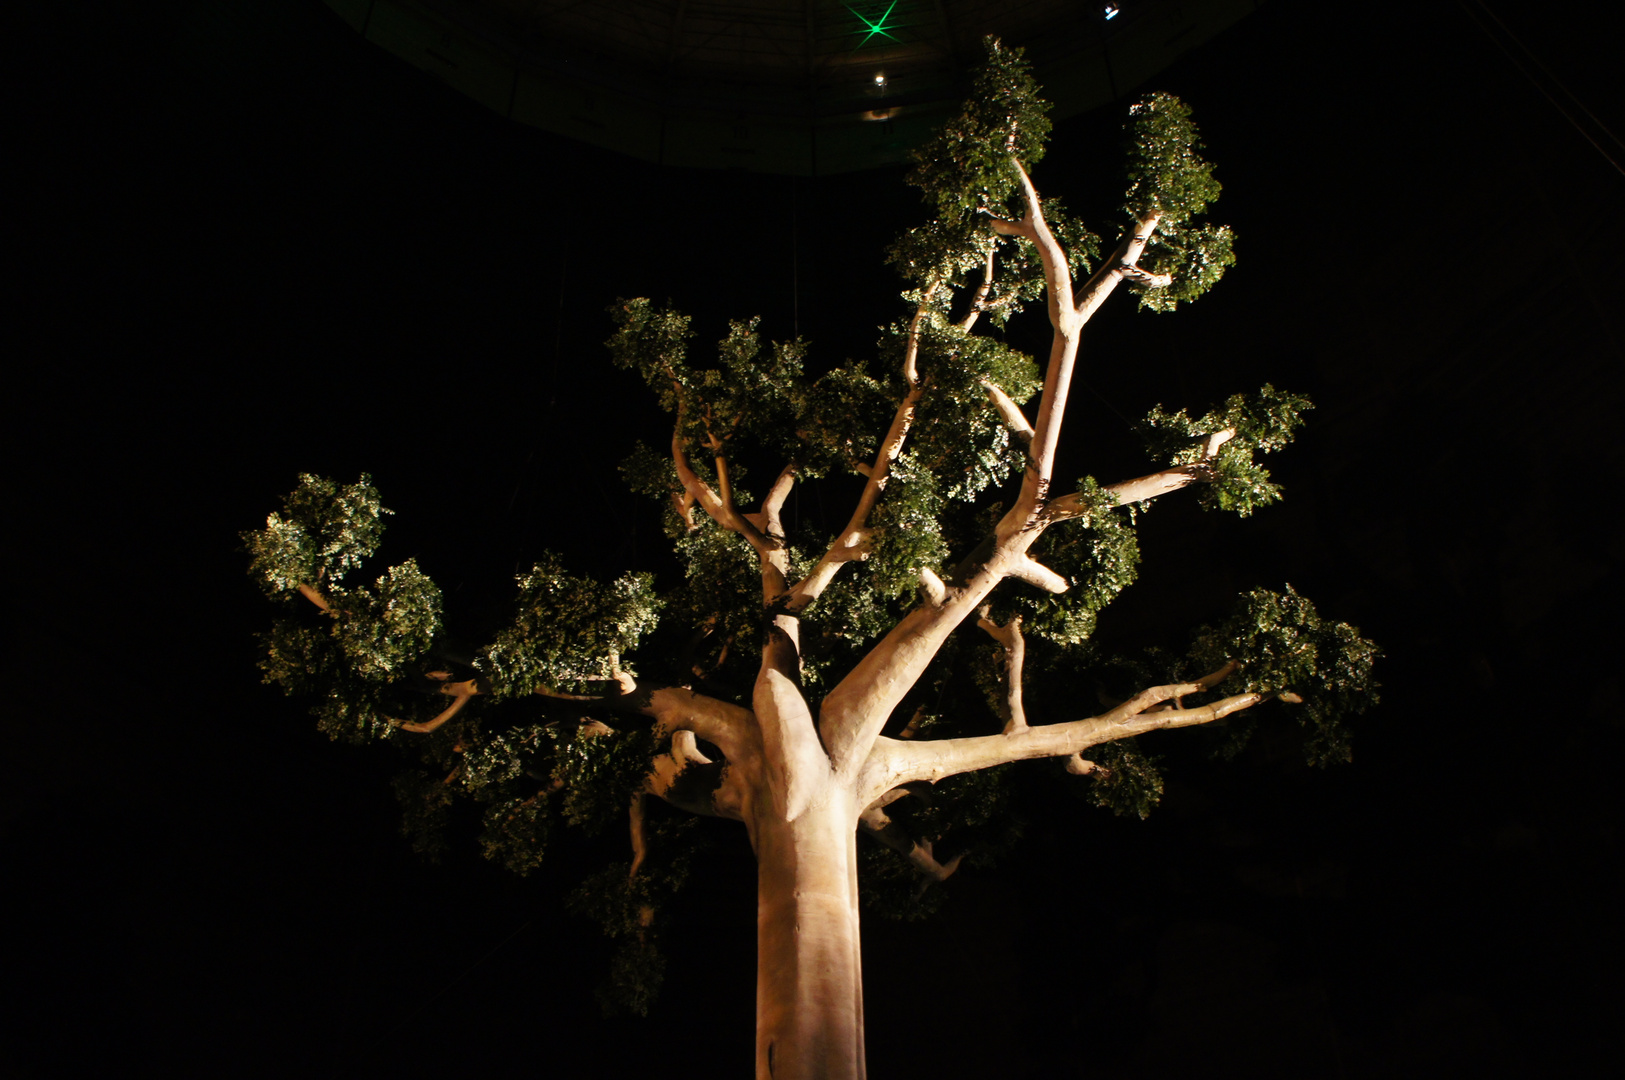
[{"xmin": 11, "ymin": 2, "xmax": 1623, "ymax": 1076}]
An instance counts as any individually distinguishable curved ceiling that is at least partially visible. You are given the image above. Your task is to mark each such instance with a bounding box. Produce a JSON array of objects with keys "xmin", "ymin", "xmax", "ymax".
[{"xmin": 322, "ymin": 0, "xmax": 1259, "ymax": 172}]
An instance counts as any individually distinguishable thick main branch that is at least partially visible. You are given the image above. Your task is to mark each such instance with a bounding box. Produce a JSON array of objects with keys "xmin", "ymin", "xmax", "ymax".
[{"xmin": 991, "ymin": 159, "xmax": 1079, "ymax": 526}]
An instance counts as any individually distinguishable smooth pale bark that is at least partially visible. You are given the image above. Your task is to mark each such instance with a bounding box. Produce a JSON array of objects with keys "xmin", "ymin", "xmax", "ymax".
[
  {"xmin": 753, "ymin": 796, "xmax": 866, "ymax": 1080},
  {"xmin": 859, "ymin": 787, "xmax": 964, "ymax": 880},
  {"xmin": 860, "ymin": 689, "xmax": 1262, "ymax": 806},
  {"xmin": 396, "ymin": 678, "xmax": 479, "ymax": 733},
  {"xmin": 813, "ymin": 183, "xmax": 1183, "ymax": 785},
  {"xmin": 977, "ymin": 612, "xmax": 1029, "ymax": 734},
  {"xmin": 1046, "ymin": 430, "xmax": 1235, "ymax": 520},
  {"xmin": 982, "ymin": 378, "xmax": 1035, "ymax": 445},
  {"xmin": 296, "ymin": 583, "xmax": 331, "ymax": 612}
]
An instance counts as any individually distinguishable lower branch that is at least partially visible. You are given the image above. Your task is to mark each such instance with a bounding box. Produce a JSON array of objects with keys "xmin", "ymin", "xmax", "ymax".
[
  {"xmin": 859, "ymin": 790, "xmax": 965, "ymax": 885},
  {"xmin": 640, "ymin": 685, "xmax": 754, "ymax": 763},
  {"xmin": 568, "ymin": 684, "xmax": 754, "ymax": 766},
  {"xmin": 647, "ymin": 731, "xmax": 751, "ymax": 823}
]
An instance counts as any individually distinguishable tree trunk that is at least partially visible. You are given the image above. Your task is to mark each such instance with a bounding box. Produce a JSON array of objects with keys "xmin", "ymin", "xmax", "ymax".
[{"xmin": 754, "ymin": 796, "xmax": 865, "ymax": 1080}]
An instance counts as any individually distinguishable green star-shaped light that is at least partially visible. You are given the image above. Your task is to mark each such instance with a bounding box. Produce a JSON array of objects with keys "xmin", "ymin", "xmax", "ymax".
[{"xmin": 847, "ymin": 2, "xmax": 900, "ymax": 49}]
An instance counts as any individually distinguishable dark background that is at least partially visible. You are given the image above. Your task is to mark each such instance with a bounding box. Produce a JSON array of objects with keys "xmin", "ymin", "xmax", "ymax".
[{"xmin": 11, "ymin": 1, "xmax": 1623, "ymax": 1076}]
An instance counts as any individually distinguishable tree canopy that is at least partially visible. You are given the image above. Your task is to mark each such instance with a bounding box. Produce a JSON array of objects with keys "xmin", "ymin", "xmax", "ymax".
[{"xmin": 245, "ymin": 37, "xmax": 1377, "ymax": 1075}]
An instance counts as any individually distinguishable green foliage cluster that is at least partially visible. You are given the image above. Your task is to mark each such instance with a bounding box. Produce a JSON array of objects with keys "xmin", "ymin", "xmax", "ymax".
[
  {"xmin": 606, "ymin": 286, "xmax": 1043, "ymax": 691},
  {"xmin": 1078, "ymin": 739, "xmax": 1166, "ymax": 820},
  {"xmin": 797, "ymin": 569, "xmax": 898, "ymax": 691},
  {"xmin": 868, "ymin": 450, "xmax": 950, "ymax": 599},
  {"xmin": 547, "ymin": 724, "xmax": 664, "ymax": 835},
  {"xmin": 1192, "ymin": 587, "xmax": 1381, "ymax": 767},
  {"xmin": 327, "ymin": 560, "xmax": 443, "ymax": 682},
  {"xmin": 1012, "ymin": 477, "xmax": 1142, "ymax": 646},
  {"xmin": 256, "ymin": 620, "xmax": 334, "ymax": 697},
  {"xmin": 611, "ymin": 298, "xmax": 906, "ymax": 488},
  {"xmin": 886, "ymin": 195, "xmax": 1100, "ymax": 328},
  {"xmin": 889, "ymin": 41, "xmax": 1102, "ymax": 329},
  {"xmin": 245, "ymin": 475, "xmax": 444, "ymax": 743},
  {"xmin": 1141, "ymin": 384, "xmax": 1313, "ymax": 516},
  {"xmin": 1122, "ymin": 93, "xmax": 1223, "ymax": 223},
  {"xmin": 1121, "ymin": 92, "xmax": 1236, "ymax": 312},
  {"xmin": 904, "ymin": 322, "xmax": 1041, "ymax": 500},
  {"xmin": 243, "ymin": 473, "xmax": 677, "ymax": 889},
  {"xmin": 795, "ymin": 362, "xmax": 895, "ymax": 474},
  {"xmin": 672, "ymin": 522, "xmax": 767, "ymax": 677},
  {"xmin": 306, "ymin": 682, "xmax": 402, "ymax": 745},
  {"xmin": 461, "ymin": 722, "xmax": 547, "ymax": 796},
  {"xmin": 478, "ymin": 554, "xmax": 661, "ymax": 699},
  {"xmin": 243, "ymin": 473, "xmax": 388, "ymax": 596},
  {"xmin": 479, "ymin": 792, "xmax": 551, "ymax": 876},
  {"xmin": 567, "ymin": 816, "xmax": 701, "ymax": 1016},
  {"xmin": 905, "ymin": 38, "xmax": 1051, "ymax": 231}
]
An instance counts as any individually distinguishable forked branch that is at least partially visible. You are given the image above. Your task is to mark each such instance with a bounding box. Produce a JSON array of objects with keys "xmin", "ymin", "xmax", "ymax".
[
  {"xmin": 1074, "ymin": 213, "xmax": 1163, "ymax": 325},
  {"xmin": 671, "ymin": 428, "xmax": 776, "ymax": 555},
  {"xmin": 822, "ymin": 157, "xmax": 1091, "ymax": 772},
  {"xmin": 996, "ymin": 156, "xmax": 1081, "ymax": 528},
  {"xmin": 786, "ymin": 281, "xmax": 940, "ymax": 612}
]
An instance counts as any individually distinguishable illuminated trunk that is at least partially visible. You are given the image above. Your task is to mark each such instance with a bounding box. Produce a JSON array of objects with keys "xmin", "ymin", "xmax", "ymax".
[{"xmin": 753, "ymin": 798, "xmax": 865, "ymax": 1080}]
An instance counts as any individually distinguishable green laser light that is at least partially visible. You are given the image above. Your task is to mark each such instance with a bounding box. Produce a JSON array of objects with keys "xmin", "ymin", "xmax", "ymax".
[{"xmin": 847, "ymin": 2, "xmax": 900, "ymax": 48}]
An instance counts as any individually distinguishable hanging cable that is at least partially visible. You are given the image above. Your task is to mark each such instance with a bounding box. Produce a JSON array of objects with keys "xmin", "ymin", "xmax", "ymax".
[{"xmin": 1457, "ymin": 0, "xmax": 1625, "ymax": 178}]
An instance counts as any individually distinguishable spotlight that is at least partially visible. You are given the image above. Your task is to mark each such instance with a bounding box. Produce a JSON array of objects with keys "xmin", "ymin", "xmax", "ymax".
[
  {"xmin": 1104, "ymin": 4, "xmax": 1120, "ymax": 18},
  {"xmin": 874, "ymin": 73, "xmax": 887, "ymax": 88}
]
